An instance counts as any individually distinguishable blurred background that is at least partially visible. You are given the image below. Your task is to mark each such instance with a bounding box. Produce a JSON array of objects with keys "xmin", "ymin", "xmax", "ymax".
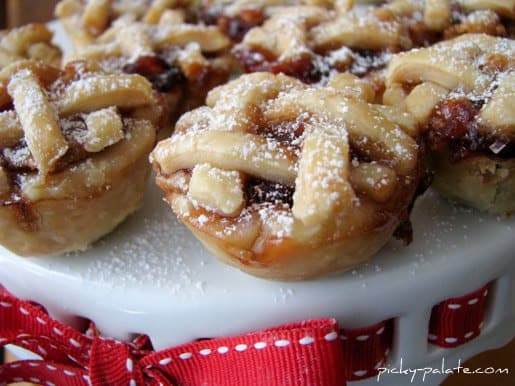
[
  {"xmin": 0, "ymin": 0, "xmax": 58, "ymax": 28},
  {"xmin": 0, "ymin": 1, "xmax": 512, "ymax": 385}
]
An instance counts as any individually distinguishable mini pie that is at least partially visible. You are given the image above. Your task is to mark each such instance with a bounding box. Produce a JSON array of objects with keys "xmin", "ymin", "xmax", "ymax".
[
  {"xmin": 0, "ymin": 24, "xmax": 62, "ymax": 69},
  {"xmin": 68, "ymin": 17, "xmax": 233, "ymax": 125},
  {"xmin": 0, "ymin": 60, "xmax": 160, "ymax": 256},
  {"xmin": 430, "ymin": 0, "xmax": 514, "ymax": 39},
  {"xmin": 55, "ymin": 0, "xmax": 195, "ymax": 49},
  {"xmin": 233, "ymin": 0, "xmax": 514, "ymax": 84},
  {"xmin": 231, "ymin": 1, "xmax": 417, "ymax": 85},
  {"xmin": 199, "ymin": 0, "xmax": 336, "ymax": 42},
  {"xmin": 384, "ymin": 33, "xmax": 515, "ymax": 215},
  {"xmin": 370, "ymin": 0, "xmax": 514, "ymax": 42},
  {"xmin": 151, "ymin": 72, "xmax": 422, "ymax": 280}
]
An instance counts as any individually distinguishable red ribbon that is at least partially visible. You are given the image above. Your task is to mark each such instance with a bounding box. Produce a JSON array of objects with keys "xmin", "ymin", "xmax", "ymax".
[
  {"xmin": 0, "ymin": 282, "xmax": 489, "ymax": 385},
  {"xmin": 429, "ymin": 284, "xmax": 489, "ymax": 348},
  {"xmin": 0, "ymin": 288, "xmax": 353, "ymax": 386}
]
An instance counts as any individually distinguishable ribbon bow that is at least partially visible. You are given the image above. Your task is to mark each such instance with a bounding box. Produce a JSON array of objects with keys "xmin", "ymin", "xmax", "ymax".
[
  {"xmin": 1, "ymin": 289, "xmax": 358, "ymax": 386},
  {"xmin": 0, "ymin": 283, "xmax": 489, "ymax": 385}
]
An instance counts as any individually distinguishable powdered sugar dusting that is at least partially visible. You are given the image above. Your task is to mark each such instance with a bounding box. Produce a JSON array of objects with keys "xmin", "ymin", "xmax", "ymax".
[{"xmin": 58, "ymin": 182, "xmax": 216, "ymax": 296}]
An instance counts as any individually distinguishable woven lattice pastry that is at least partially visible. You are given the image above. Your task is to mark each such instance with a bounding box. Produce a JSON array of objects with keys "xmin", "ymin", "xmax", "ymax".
[
  {"xmin": 233, "ymin": 4, "xmax": 335, "ymax": 83},
  {"xmin": 0, "ymin": 24, "xmax": 62, "ymax": 69},
  {"xmin": 55, "ymin": 0, "xmax": 195, "ymax": 48},
  {"xmin": 233, "ymin": 0, "xmax": 514, "ymax": 84},
  {"xmin": 429, "ymin": 0, "xmax": 514, "ymax": 39},
  {"xmin": 384, "ymin": 33, "xmax": 515, "ymax": 215},
  {"xmin": 68, "ymin": 17, "xmax": 233, "ymax": 125},
  {"xmin": 311, "ymin": 0, "xmax": 514, "ymax": 49},
  {"xmin": 0, "ymin": 60, "xmax": 161, "ymax": 256},
  {"xmin": 151, "ymin": 72, "xmax": 423, "ymax": 280},
  {"xmin": 232, "ymin": 0, "xmax": 423, "ymax": 84},
  {"xmin": 199, "ymin": 0, "xmax": 337, "ymax": 42}
]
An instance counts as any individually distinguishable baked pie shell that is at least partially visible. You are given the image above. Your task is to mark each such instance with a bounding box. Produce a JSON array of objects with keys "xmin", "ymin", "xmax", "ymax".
[
  {"xmin": 186, "ymin": 216, "xmax": 397, "ymax": 281},
  {"xmin": 160, "ymin": 169, "xmax": 419, "ymax": 281},
  {"xmin": 430, "ymin": 151, "xmax": 515, "ymax": 216},
  {"xmin": 0, "ymin": 120, "xmax": 155, "ymax": 256}
]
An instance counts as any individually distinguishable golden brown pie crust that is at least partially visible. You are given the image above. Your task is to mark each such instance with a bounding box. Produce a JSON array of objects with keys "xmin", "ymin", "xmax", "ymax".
[
  {"xmin": 384, "ymin": 33, "xmax": 515, "ymax": 215},
  {"xmin": 0, "ymin": 61, "xmax": 160, "ymax": 256},
  {"xmin": 151, "ymin": 72, "xmax": 423, "ymax": 280},
  {"xmin": 0, "ymin": 24, "xmax": 62, "ymax": 69}
]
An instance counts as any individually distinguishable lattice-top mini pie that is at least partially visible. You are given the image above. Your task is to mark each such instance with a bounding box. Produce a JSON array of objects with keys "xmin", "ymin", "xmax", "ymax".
[
  {"xmin": 312, "ymin": 0, "xmax": 513, "ymax": 49},
  {"xmin": 56, "ymin": 0, "xmax": 195, "ymax": 48},
  {"xmin": 233, "ymin": 0, "xmax": 514, "ymax": 84},
  {"xmin": 232, "ymin": 1, "xmax": 421, "ymax": 85},
  {"xmin": 69, "ymin": 17, "xmax": 233, "ymax": 125},
  {"xmin": 0, "ymin": 24, "xmax": 61, "ymax": 69},
  {"xmin": 199, "ymin": 0, "xmax": 336, "ymax": 42},
  {"xmin": 151, "ymin": 72, "xmax": 423, "ymax": 280},
  {"xmin": 384, "ymin": 33, "xmax": 514, "ymax": 215},
  {"xmin": 425, "ymin": 0, "xmax": 514, "ymax": 39},
  {"xmin": 0, "ymin": 60, "xmax": 161, "ymax": 256},
  {"xmin": 342, "ymin": 0, "xmax": 513, "ymax": 41}
]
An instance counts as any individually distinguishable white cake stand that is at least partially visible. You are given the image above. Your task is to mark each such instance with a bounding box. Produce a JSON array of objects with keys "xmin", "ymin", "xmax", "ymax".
[
  {"xmin": 1, "ymin": 180, "xmax": 514, "ymax": 386},
  {"xmin": 2, "ymin": 15, "xmax": 515, "ymax": 386}
]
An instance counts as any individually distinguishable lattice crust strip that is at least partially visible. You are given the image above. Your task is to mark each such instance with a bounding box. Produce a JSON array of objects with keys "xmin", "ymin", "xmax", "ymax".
[
  {"xmin": 457, "ymin": 0, "xmax": 515, "ymax": 17},
  {"xmin": 58, "ymin": 74, "xmax": 155, "ymax": 114},
  {"xmin": 0, "ymin": 111, "xmax": 23, "ymax": 148},
  {"xmin": 56, "ymin": 0, "xmax": 199, "ymax": 45},
  {"xmin": 0, "ymin": 24, "xmax": 61, "ymax": 69},
  {"xmin": 218, "ymin": 0, "xmax": 336, "ymax": 17},
  {"xmin": 292, "ymin": 129, "xmax": 354, "ymax": 227},
  {"xmin": 81, "ymin": 0, "xmax": 111, "ymax": 36},
  {"xmin": 82, "ymin": 107, "xmax": 125, "ymax": 153},
  {"xmin": 235, "ymin": 0, "xmax": 514, "ymax": 82},
  {"xmin": 385, "ymin": 33, "xmax": 515, "ymax": 136},
  {"xmin": 151, "ymin": 72, "xmax": 419, "ymax": 239},
  {"xmin": 480, "ymin": 72, "xmax": 515, "ymax": 133},
  {"xmin": 157, "ymin": 131, "xmax": 298, "ymax": 185},
  {"xmin": 0, "ymin": 166, "xmax": 9, "ymax": 196},
  {"xmin": 264, "ymin": 90, "xmax": 418, "ymax": 174},
  {"xmin": 1, "ymin": 62, "xmax": 157, "ymax": 177},
  {"xmin": 7, "ymin": 69, "xmax": 69, "ymax": 175},
  {"xmin": 189, "ymin": 163, "xmax": 244, "ymax": 217},
  {"xmin": 242, "ymin": 5, "xmax": 330, "ymax": 59},
  {"xmin": 75, "ymin": 18, "xmax": 231, "ymax": 60}
]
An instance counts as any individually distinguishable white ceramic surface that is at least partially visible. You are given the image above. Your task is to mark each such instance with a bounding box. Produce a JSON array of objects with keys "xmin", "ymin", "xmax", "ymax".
[
  {"xmin": 1, "ymin": 182, "xmax": 514, "ymax": 379},
  {"xmin": 1, "ymin": 18, "xmax": 514, "ymax": 386}
]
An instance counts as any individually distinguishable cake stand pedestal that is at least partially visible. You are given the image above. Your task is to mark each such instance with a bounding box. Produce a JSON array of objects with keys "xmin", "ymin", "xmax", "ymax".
[{"xmin": 1, "ymin": 182, "xmax": 514, "ymax": 386}]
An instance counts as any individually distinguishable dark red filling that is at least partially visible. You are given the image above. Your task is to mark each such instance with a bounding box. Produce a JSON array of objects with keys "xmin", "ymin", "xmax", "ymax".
[
  {"xmin": 261, "ymin": 119, "xmax": 306, "ymax": 152},
  {"xmin": 233, "ymin": 44, "xmax": 395, "ymax": 83},
  {"xmin": 218, "ymin": 10, "xmax": 266, "ymax": 42},
  {"xmin": 233, "ymin": 46, "xmax": 328, "ymax": 84},
  {"xmin": 122, "ymin": 55, "xmax": 186, "ymax": 92},
  {"xmin": 346, "ymin": 49, "xmax": 392, "ymax": 76},
  {"xmin": 408, "ymin": 22, "xmax": 442, "ymax": 47},
  {"xmin": 426, "ymin": 98, "xmax": 514, "ymax": 162},
  {"xmin": 53, "ymin": 116, "xmax": 91, "ymax": 172},
  {"xmin": 200, "ymin": 3, "xmax": 265, "ymax": 42},
  {"xmin": 245, "ymin": 178, "xmax": 294, "ymax": 208},
  {"xmin": 443, "ymin": 5, "xmax": 508, "ymax": 40}
]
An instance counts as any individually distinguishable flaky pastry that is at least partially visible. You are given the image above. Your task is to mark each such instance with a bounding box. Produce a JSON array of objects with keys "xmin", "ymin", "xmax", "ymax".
[
  {"xmin": 0, "ymin": 60, "xmax": 161, "ymax": 256},
  {"xmin": 233, "ymin": 0, "xmax": 514, "ymax": 84},
  {"xmin": 199, "ymin": 0, "xmax": 337, "ymax": 42},
  {"xmin": 55, "ymin": 0, "xmax": 195, "ymax": 49},
  {"xmin": 0, "ymin": 24, "xmax": 61, "ymax": 69},
  {"xmin": 68, "ymin": 17, "xmax": 233, "ymax": 125},
  {"xmin": 151, "ymin": 72, "xmax": 423, "ymax": 280},
  {"xmin": 384, "ymin": 33, "xmax": 515, "ymax": 215},
  {"xmin": 232, "ymin": 1, "xmax": 419, "ymax": 84}
]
